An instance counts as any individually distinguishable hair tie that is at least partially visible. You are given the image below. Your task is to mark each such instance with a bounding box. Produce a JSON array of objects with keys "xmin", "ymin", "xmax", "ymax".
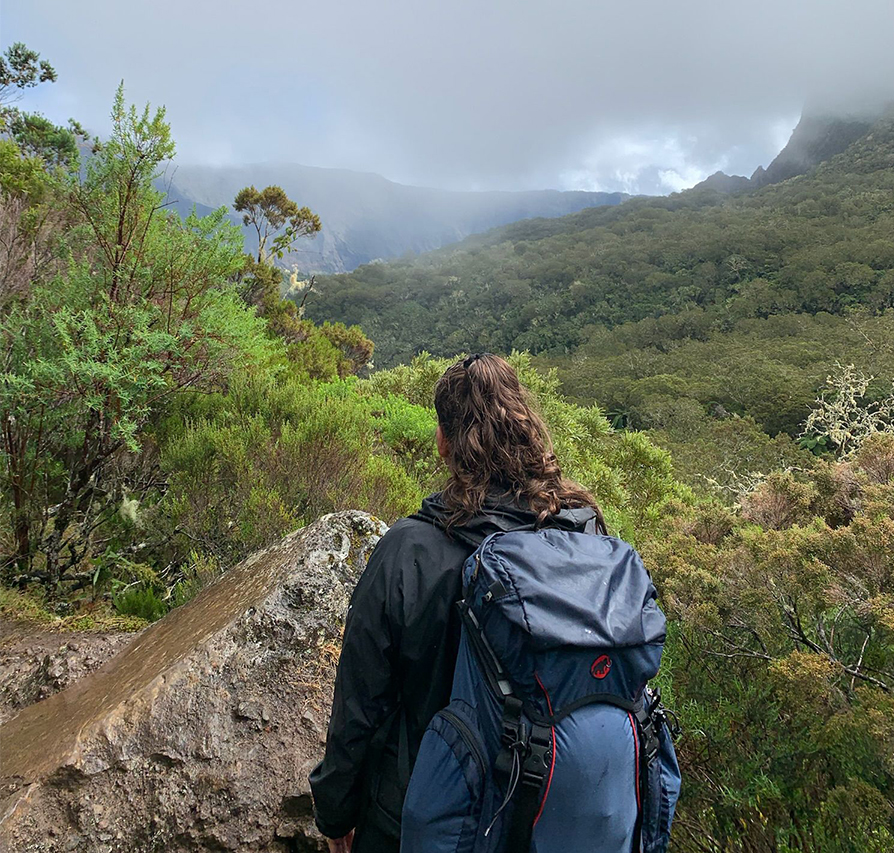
[{"xmin": 463, "ymin": 352, "xmax": 487, "ymax": 369}]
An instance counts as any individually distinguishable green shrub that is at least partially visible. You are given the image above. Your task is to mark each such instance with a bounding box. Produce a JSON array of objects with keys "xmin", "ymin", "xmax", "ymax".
[
  {"xmin": 155, "ymin": 374, "xmax": 425, "ymax": 567},
  {"xmin": 170, "ymin": 551, "xmax": 221, "ymax": 608},
  {"xmin": 112, "ymin": 584, "xmax": 167, "ymax": 622},
  {"xmin": 645, "ymin": 450, "xmax": 894, "ymax": 851}
]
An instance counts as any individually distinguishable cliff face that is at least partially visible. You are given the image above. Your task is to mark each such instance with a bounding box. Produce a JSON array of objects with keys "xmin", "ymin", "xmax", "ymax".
[
  {"xmin": 0, "ymin": 511, "xmax": 386, "ymax": 853},
  {"xmin": 751, "ymin": 112, "xmax": 879, "ymax": 187}
]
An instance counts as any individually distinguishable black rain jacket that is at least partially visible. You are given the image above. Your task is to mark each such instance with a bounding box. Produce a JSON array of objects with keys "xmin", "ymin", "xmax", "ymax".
[{"xmin": 308, "ymin": 492, "xmax": 599, "ymax": 846}]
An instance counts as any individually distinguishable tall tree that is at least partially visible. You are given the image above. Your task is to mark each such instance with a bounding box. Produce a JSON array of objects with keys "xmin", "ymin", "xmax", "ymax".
[
  {"xmin": 231, "ymin": 185, "xmax": 372, "ymax": 378},
  {"xmin": 233, "ymin": 184, "xmax": 321, "ymax": 263},
  {"xmin": 0, "ymin": 41, "xmax": 87, "ymax": 169},
  {"xmin": 0, "ymin": 42, "xmax": 57, "ymax": 111}
]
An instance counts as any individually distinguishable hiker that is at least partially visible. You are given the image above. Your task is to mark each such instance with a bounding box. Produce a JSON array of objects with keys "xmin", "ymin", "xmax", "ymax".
[{"xmin": 309, "ymin": 353, "xmax": 679, "ymax": 853}]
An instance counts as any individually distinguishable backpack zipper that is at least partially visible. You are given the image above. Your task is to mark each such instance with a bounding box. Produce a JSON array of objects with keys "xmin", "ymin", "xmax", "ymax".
[{"xmin": 439, "ymin": 708, "xmax": 487, "ymax": 777}]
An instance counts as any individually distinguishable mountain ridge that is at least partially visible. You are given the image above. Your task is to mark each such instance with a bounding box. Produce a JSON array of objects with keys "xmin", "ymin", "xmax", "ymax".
[
  {"xmin": 693, "ymin": 108, "xmax": 886, "ymax": 194},
  {"xmin": 304, "ymin": 107, "xmax": 894, "ymax": 367}
]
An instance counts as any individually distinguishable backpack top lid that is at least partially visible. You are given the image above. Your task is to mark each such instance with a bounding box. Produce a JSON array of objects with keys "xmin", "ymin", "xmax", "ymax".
[{"xmin": 465, "ymin": 528, "xmax": 666, "ymax": 651}]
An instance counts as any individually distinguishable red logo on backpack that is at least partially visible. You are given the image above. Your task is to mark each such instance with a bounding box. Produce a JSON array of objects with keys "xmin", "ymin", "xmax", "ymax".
[{"xmin": 591, "ymin": 654, "xmax": 612, "ymax": 679}]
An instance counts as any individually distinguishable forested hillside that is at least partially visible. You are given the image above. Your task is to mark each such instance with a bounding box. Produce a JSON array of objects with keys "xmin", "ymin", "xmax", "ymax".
[
  {"xmin": 308, "ymin": 111, "xmax": 894, "ymax": 365},
  {"xmin": 307, "ymin": 109, "xmax": 894, "ymax": 490}
]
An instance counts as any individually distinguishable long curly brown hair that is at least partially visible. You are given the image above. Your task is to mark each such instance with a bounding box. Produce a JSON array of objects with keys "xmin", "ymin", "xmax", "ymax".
[{"xmin": 434, "ymin": 353, "xmax": 604, "ymax": 527}]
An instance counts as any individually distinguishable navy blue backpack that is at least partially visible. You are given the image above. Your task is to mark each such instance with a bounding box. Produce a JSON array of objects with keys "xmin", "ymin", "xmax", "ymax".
[{"xmin": 401, "ymin": 526, "xmax": 681, "ymax": 853}]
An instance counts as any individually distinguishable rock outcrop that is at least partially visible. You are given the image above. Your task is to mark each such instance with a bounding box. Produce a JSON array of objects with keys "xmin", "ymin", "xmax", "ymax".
[
  {"xmin": 691, "ymin": 170, "xmax": 752, "ymax": 194},
  {"xmin": 751, "ymin": 112, "xmax": 879, "ymax": 188},
  {"xmin": 0, "ymin": 511, "xmax": 386, "ymax": 853}
]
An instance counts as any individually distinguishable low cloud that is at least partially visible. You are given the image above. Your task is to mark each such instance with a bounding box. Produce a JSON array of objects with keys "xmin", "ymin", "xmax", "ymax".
[{"xmin": 5, "ymin": 0, "xmax": 893, "ymax": 194}]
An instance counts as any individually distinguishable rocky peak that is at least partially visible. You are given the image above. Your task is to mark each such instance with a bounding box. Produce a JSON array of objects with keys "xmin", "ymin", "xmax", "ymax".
[
  {"xmin": 692, "ymin": 171, "xmax": 752, "ymax": 194},
  {"xmin": 691, "ymin": 106, "xmax": 885, "ymax": 195},
  {"xmin": 751, "ymin": 111, "xmax": 881, "ymax": 188}
]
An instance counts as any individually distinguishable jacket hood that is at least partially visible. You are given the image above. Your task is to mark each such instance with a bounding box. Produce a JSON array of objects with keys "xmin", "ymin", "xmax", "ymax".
[{"xmin": 411, "ymin": 491, "xmax": 600, "ymax": 548}]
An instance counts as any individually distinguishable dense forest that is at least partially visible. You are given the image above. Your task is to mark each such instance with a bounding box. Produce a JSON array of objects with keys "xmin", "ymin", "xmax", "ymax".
[{"xmin": 1, "ymin": 45, "xmax": 893, "ymax": 853}]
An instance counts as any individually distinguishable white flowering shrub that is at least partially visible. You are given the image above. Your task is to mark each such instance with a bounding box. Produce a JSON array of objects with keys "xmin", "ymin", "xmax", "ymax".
[{"xmin": 802, "ymin": 363, "xmax": 894, "ymax": 457}]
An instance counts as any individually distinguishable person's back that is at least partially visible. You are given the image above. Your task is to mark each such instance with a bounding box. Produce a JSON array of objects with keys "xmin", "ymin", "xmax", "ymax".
[
  {"xmin": 309, "ymin": 353, "xmax": 677, "ymax": 852},
  {"xmin": 308, "ymin": 496, "xmax": 601, "ymax": 851}
]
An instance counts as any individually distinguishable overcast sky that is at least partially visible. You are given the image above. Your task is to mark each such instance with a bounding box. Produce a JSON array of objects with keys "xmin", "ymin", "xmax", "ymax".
[{"xmin": 3, "ymin": 0, "xmax": 893, "ymax": 194}]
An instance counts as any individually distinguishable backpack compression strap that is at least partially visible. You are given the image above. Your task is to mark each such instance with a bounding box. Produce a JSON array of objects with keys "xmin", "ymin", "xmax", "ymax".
[{"xmin": 502, "ymin": 721, "xmax": 553, "ymax": 852}]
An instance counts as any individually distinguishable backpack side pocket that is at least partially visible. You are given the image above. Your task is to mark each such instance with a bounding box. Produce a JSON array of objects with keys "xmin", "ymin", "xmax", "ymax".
[{"xmin": 401, "ymin": 703, "xmax": 488, "ymax": 853}]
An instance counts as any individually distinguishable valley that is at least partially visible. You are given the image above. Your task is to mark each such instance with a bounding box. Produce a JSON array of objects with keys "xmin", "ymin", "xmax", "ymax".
[{"xmin": 164, "ymin": 162, "xmax": 626, "ymax": 273}]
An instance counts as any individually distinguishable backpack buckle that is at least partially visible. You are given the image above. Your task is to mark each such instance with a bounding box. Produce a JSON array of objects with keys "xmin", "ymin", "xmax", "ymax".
[
  {"xmin": 635, "ymin": 700, "xmax": 661, "ymax": 766},
  {"xmin": 520, "ymin": 726, "xmax": 552, "ymax": 789},
  {"xmin": 494, "ymin": 697, "xmax": 525, "ymax": 779},
  {"xmin": 500, "ymin": 697, "xmax": 523, "ymax": 740},
  {"xmin": 648, "ymin": 687, "xmax": 683, "ymax": 741}
]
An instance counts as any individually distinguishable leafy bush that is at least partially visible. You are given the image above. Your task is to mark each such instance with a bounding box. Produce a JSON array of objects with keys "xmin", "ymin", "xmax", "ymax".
[
  {"xmin": 0, "ymin": 86, "xmax": 272, "ymax": 588},
  {"xmin": 154, "ymin": 373, "xmax": 426, "ymax": 567},
  {"xmin": 147, "ymin": 351, "xmax": 685, "ymax": 591}
]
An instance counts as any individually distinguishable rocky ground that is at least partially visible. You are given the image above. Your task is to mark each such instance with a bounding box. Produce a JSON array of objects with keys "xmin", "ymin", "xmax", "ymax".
[
  {"xmin": 0, "ymin": 623, "xmax": 136, "ymax": 724},
  {"xmin": 0, "ymin": 511, "xmax": 386, "ymax": 853}
]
